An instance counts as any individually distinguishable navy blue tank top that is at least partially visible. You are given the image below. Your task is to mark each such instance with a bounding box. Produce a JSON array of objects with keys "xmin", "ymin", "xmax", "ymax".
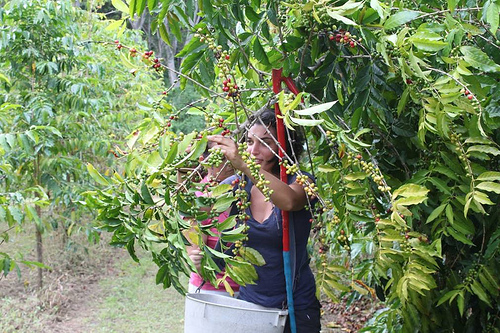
[{"xmin": 231, "ymin": 173, "xmax": 317, "ymax": 311}]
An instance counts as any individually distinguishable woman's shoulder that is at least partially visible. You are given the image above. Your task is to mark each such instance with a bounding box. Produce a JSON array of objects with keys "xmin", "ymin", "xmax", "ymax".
[{"xmin": 219, "ymin": 174, "xmax": 240, "ymax": 185}]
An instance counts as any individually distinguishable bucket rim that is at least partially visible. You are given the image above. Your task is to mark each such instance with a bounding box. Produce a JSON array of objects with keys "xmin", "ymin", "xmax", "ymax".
[{"xmin": 185, "ymin": 293, "xmax": 288, "ymax": 316}]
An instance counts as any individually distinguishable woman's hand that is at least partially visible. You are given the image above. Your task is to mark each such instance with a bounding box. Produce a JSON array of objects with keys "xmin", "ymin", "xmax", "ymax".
[
  {"xmin": 187, "ymin": 246, "xmax": 203, "ymax": 273},
  {"xmin": 208, "ymin": 135, "xmax": 248, "ymax": 172}
]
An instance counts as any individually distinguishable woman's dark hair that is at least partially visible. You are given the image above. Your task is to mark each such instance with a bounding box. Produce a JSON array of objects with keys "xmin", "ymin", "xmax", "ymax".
[{"xmin": 252, "ymin": 108, "xmax": 305, "ymax": 174}]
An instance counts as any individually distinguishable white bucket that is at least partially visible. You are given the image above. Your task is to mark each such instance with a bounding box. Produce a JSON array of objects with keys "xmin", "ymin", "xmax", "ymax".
[{"xmin": 184, "ymin": 293, "xmax": 288, "ymax": 333}]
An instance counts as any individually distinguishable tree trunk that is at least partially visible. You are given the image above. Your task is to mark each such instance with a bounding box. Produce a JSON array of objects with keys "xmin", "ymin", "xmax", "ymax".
[
  {"xmin": 34, "ymin": 154, "xmax": 43, "ymax": 290},
  {"xmin": 35, "ymin": 210, "xmax": 43, "ymax": 290}
]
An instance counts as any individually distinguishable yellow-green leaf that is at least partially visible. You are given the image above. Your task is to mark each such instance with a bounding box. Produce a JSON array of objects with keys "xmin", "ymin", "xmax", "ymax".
[
  {"xmin": 467, "ymin": 145, "xmax": 500, "ymax": 156},
  {"xmin": 477, "ymin": 171, "xmax": 500, "ymax": 181},
  {"xmin": 87, "ymin": 163, "xmax": 109, "ymax": 186},
  {"xmin": 393, "ymin": 183, "xmax": 429, "ymax": 199},
  {"xmin": 112, "ymin": 0, "xmax": 129, "ymax": 13},
  {"xmin": 476, "ymin": 182, "xmax": 500, "ymax": 194}
]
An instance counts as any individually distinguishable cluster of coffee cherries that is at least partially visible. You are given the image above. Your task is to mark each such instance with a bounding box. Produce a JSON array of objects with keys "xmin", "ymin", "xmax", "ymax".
[
  {"xmin": 142, "ymin": 50, "xmax": 154, "ymax": 59},
  {"xmin": 221, "ymin": 76, "xmax": 239, "ymax": 98},
  {"xmin": 304, "ymin": 183, "xmax": 317, "ymax": 197},
  {"xmin": 337, "ymin": 229, "xmax": 350, "ymax": 251},
  {"xmin": 166, "ymin": 114, "xmax": 179, "ymax": 128},
  {"xmin": 450, "ymin": 132, "xmax": 471, "ymax": 168},
  {"xmin": 280, "ymin": 159, "xmax": 299, "ymax": 175},
  {"xmin": 400, "ymin": 231, "xmax": 413, "ymax": 252},
  {"xmin": 346, "ymin": 152, "xmax": 390, "ymax": 193},
  {"xmin": 238, "ymin": 142, "xmax": 274, "ymax": 200},
  {"xmin": 231, "ymin": 175, "xmax": 251, "ymax": 255},
  {"xmin": 151, "ymin": 57, "xmax": 162, "ymax": 71},
  {"xmin": 114, "ymin": 40, "xmax": 123, "ymax": 50},
  {"xmin": 295, "ymin": 174, "xmax": 310, "ymax": 186},
  {"xmin": 194, "ymin": 28, "xmax": 216, "ymax": 48},
  {"xmin": 206, "ymin": 115, "xmax": 231, "ymax": 136},
  {"xmin": 215, "ymin": 49, "xmax": 239, "ymax": 99},
  {"xmin": 462, "ymin": 88, "xmax": 474, "ymax": 100},
  {"xmin": 204, "ymin": 147, "xmax": 225, "ymax": 167},
  {"xmin": 328, "ymin": 29, "xmax": 362, "ymax": 48},
  {"xmin": 325, "ymin": 130, "xmax": 337, "ymax": 147},
  {"xmin": 194, "ymin": 29, "xmax": 240, "ymax": 99}
]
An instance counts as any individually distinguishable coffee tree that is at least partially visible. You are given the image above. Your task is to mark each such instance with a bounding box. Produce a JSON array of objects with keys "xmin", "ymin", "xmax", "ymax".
[{"xmin": 87, "ymin": 0, "xmax": 499, "ymax": 331}]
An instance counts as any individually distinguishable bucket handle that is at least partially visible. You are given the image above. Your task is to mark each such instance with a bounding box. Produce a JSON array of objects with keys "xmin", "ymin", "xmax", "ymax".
[
  {"xmin": 202, "ymin": 302, "xmax": 208, "ymax": 319},
  {"xmin": 275, "ymin": 312, "xmax": 288, "ymax": 327}
]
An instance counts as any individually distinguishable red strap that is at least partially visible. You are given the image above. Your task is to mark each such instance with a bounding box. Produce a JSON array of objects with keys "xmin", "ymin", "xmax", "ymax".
[{"xmin": 272, "ymin": 69, "xmax": 301, "ymax": 252}]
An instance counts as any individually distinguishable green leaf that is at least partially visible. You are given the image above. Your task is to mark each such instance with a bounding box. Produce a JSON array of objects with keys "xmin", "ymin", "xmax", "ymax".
[
  {"xmin": 140, "ymin": 183, "xmax": 154, "ymax": 205},
  {"xmin": 216, "ymin": 215, "xmax": 237, "ymax": 231},
  {"xmin": 433, "ymin": 166, "xmax": 459, "ymax": 181},
  {"xmin": 446, "ymin": 226, "xmax": 474, "ymax": 245},
  {"xmin": 205, "ymin": 245, "xmax": 231, "ymax": 259},
  {"xmin": 168, "ymin": 14, "xmax": 182, "ymax": 41},
  {"xmin": 410, "ymin": 37, "xmax": 448, "ymax": 52},
  {"xmin": 87, "ymin": 163, "xmax": 109, "ymax": 186},
  {"xmin": 8, "ymin": 206, "xmax": 23, "ymax": 225},
  {"xmin": 327, "ymin": 10, "xmax": 358, "ymax": 26},
  {"xmin": 397, "ymin": 86, "xmax": 410, "ymax": 116},
  {"xmin": 289, "ymin": 116, "xmax": 324, "ymax": 126},
  {"xmin": 461, "ymin": 46, "xmax": 500, "ymax": 73},
  {"xmin": 105, "ymin": 19, "xmax": 125, "ymax": 31},
  {"xmin": 212, "ymin": 194, "xmax": 237, "ymax": 212},
  {"xmin": 395, "ymin": 196, "xmax": 427, "ymax": 206},
  {"xmin": 476, "ymin": 181, "xmax": 500, "ymax": 194},
  {"xmin": 20, "ymin": 260, "xmax": 51, "ymax": 270},
  {"xmin": 485, "ymin": 2, "xmax": 499, "ymax": 35},
  {"xmin": 239, "ymin": 246, "xmax": 265, "ymax": 266},
  {"xmin": 437, "ymin": 289, "xmax": 461, "ymax": 306},
  {"xmin": 445, "ymin": 204, "xmax": 454, "ymax": 225},
  {"xmin": 136, "ymin": 0, "xmax": 147, "ymax": 16},
  {"xmin": 426, "ymin": 204, "xmax": 446, "ymax": 223},
  {"xmin": 464, "ymin": 137, "xmax": 495, "ymax": 145},
  {"xmin": 392, "ymin": 184, "xmax": 429, "ymax": 199},
  {"xmin": 294, "ymin": 101, "xmax": 336, "ymax": 116},
  {"xmin": 344, "ymin": 172, "xmax": 368, "ymax": 181},
  {"xmin": 370, "ymin": 0, "xmax": 387, "ymax": 20},
  {"xmin": 245, "ymin": 6, "xmax": 261, "ymax": 21},
  {"xmin": 318, "ymin": 165, "xmax": 337, "ymax": 173},
  {"xmin": 112, "ymin": 0, "xmax": 129, "ymax": 13},
  {"xmin": 252, "ymin": 38, "xmax": 271, "ymax": 67},
  {"xmin": 384, "ymin": 11, "xmax": 420, "ymax": 30},
  {"xmin": 477, "ymin": 171, "xmax": 500, "ymax": 181},
  {"xmin": 159, "ymin": 23, "xmax": 172, "ymax": 47},
  {"xmin": 457, "ymin": 291, "xmax": 465, "ymax": 316},
  {"xmin": 212, "ymin": 184, "xmax": 233, "ymax": 197},
  {"xmin": 129, "ymin": 0, "xmax": 137, "ymax": 16},
  {"xmin": 470, "ymin": 280, "xmax": 492, "ymax": 307},
  {"xmin": 478, "ymin": 269, "xmax": 499, "ymax": 297},
  {"xmin": 148, "ymin": 0, "xmax": 158, "ymax": 10},
  {"xmin": 466, "ymin": 145, "xmax": 500, "ymax": 156},
  {"xmin": 474, "ymin": 191, "xmax": 495, "ymax": 205}
]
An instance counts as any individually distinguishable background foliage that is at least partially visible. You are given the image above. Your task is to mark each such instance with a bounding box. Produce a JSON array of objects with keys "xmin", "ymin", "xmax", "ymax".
[{"xmin": 0, "ymin": 0, "xmax": 164, "ymax": 287}]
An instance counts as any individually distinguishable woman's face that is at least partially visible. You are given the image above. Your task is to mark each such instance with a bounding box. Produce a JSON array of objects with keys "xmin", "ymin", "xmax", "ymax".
[{"xmin": 246, "ymin": 124, "xmax": 279, "ymax": 173}]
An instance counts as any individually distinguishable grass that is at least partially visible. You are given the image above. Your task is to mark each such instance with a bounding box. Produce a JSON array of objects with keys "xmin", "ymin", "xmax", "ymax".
[
  {"xmin": 85, "ymin": 249, "xmax": 186, "ymax": 333},
  {"xmin": 1, "ymin": 226, "xmax": 187, "ymax": 333}
]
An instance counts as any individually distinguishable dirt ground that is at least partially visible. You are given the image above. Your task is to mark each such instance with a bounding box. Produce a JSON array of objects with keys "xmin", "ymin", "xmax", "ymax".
[{"xmin": 1, "ymin": 232, "xmax": 379, "ymax": 333}]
